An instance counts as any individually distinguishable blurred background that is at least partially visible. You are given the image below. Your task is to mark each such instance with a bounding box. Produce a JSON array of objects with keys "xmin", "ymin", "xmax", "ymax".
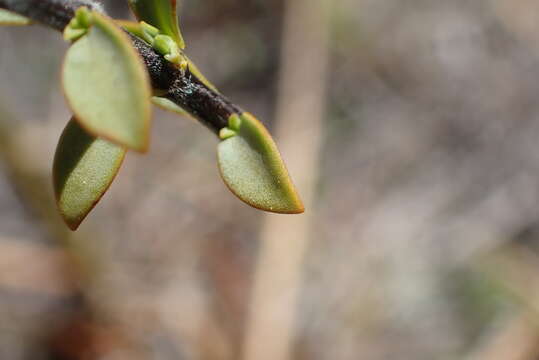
[{"xmin": 2, "ymin": 0, "xmax": 539, "ymax": 359}]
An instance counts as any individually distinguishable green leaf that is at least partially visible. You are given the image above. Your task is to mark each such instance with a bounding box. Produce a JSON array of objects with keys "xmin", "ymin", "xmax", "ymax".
[
  {"xmin": 151, "ymin": 96, "xmax": 191, "ymax": 117},
  {"xmin": 128, "ymin": 0, "xmax": 185, "ymax": 49},
  {"xmin": 53, "ymin": 118, "xmax": 126, "ymax": 230},
  {"xmin": 0, "ymin": 9, "xmax": 31, "ymax": 26},
  {"xmin": 186, "ymin": 56, "xmax": 218, "ymax": 92},
  {"xmin": 218, "ymin": 113, "xmax": 304, "ymax": 214},
  {"xmin": 62, "ymin": 12, "xmax": 152, "ymax": 152},
  {"xmin": 115, "ymin": 19, "xmax": 145, "ymax": 39}
]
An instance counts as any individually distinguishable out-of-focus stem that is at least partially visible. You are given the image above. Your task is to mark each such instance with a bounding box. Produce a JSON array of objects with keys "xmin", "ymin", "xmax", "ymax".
[{"xmin": 241, "ymin": 0, "xmax": 332, "ymax": 359}]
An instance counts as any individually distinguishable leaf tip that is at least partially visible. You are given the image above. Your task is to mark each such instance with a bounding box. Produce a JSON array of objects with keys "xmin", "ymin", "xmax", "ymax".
[
  {"xmin": 65, "ymin": 217, "xmax": 83, "ymax": 231},
  {"xmin": 284, "ymin": 197, "xmax": 305, "ymax": 214}
]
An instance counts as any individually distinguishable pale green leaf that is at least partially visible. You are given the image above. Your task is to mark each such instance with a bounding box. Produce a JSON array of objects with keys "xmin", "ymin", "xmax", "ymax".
[
  {"xmin": 62, "ymin": 12, "xmax": 152, "ymax": 152},
  {"xmin": 151, "ymin": 96, "xmax": 192, "ymax": 117},
  {"xmin": 218, "ymin": 113, "xmax": 304, "ymax": 214},
  {"xmin": 53, "ymin": 118, "xmax": 126, "ymax": 230},
  {"xmin": 186, "ymin": 56, "xmax": 218, "ymax": 92},
  {"xmin": 0, "ymin": 9, "xmax": 31, "ymax": 26},
  {"xmin": 115, "ymin": 19, "xmax": 145, "ymax": 39},
  {"xmin": 128, "ymin": 0, "xmax": 185, "ymax": 49}
]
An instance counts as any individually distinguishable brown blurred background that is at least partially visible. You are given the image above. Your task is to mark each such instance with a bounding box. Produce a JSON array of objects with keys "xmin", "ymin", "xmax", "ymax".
[{"xmin": 2, "ymin": 0, "xmax": 539, "ymax": 359}]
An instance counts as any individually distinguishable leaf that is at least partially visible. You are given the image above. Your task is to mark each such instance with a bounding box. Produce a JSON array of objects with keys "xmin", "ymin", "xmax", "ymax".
[
  {"xmin": 115, "ymin": 19, "xmax": 145, "ymax": 38},
  {"xmin": 62, "ymin": 12, "xmax": 152, "ymax": 152},
  {"xmin": 53, "ymin": 118, "xmax": 126, "ymax": 230},
  {"xmin": 151, "ymin": 96, "xmax": 191, "ymax": 117},
  {"xmin": 0, "ymin": 9, "xmax": 31, "ymax": 26},
  {"xmin": 186, "ymin": 56, "xmax": 218, "ymax": 92},
  {"xmin": 218, "ymin": 113, "xmax": 304, "ymax": 214},
  {"xmin": 128, "ymin": 0, "xmax": 185, "ymax": 49}
]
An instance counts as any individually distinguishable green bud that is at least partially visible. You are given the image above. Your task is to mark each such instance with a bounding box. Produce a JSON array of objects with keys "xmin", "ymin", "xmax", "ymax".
[
  {"xmin": 219, "ymin": 128, "xmax": 237, "ymax": 140},
  {"xmin": 228, "ymin": 114, "xmax": 242, "ymax": 131},
  {"xmin": 141, "ymin": 21, "xmax": 160, "ymax": 37},
  {"xmin": 63, "ymin": 27, "xmax": 88, "ymax": 42},
  {"xmin": 153, "ymin": 34, "xmax": 175, "ymax": 55},
  {"xmin": 141, "ymin": 21, "xmax": 160, "ymax": 44},
  {"xmin": 75, "ymin": 7, "xmax": 93, "ymax": 28},
  {"xmin": 69, "ymin": 17, "xmax": 81, "ymax": 29},
  {"xmin": 63, "ymin": 6, "xmax": 93, "ymax": 42},
  {"xmin": 153, "ymin": 34, "xmax": 186, "ymax": 66}
]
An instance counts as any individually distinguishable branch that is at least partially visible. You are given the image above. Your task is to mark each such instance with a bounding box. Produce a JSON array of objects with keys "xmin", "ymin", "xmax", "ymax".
[{"xmin": 0, "ymin": 0, "xmax": 240, "ymax": 133}]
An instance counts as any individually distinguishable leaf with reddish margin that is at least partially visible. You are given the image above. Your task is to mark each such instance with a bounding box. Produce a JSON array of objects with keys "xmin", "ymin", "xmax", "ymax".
[
  {"xmin": 62, "ymin": 12, "xmax": 152, "ymax": 152},
  {"xmin": 53, "ymin": 118, "xmax": 126, "ymax": 230},
  {"xmin": 218, "ymin": 113, "xmax": 304, "ymax": 214}
]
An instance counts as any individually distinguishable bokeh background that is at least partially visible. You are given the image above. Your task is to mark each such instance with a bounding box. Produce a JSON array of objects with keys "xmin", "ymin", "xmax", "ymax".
[{"xmin": 2, "ymin": 0, "xmax": 539, "ymax": 359}]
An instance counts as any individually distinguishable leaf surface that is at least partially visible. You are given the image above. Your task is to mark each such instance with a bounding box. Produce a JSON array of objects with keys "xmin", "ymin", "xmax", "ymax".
[
  {"xmin": 62, "ymin": 12, "xmax": 152, "ymax": 152},
  {"xmin": 53, "ymin": 118, "xmax": 126, "ymax": 230},
  {"xmin": 128, "ymin": 0, "xmax": 185, "ymax": 49},
  {"xmin": 0, "ymin": 9, "xmax": 31, "ymax": 25},
  {"xmin": 218, "ymin": 113, "xmax": 304, "ymax": 214},
  {"xmin": 151, "ymin": 96, "xmax": 191, "ymax": 117}
]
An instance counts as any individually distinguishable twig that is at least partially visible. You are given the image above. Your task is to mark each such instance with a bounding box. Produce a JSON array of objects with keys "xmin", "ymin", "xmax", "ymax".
[{"xmin": 0, "ymin": 0, "xmax": 241, "ymax": 133}]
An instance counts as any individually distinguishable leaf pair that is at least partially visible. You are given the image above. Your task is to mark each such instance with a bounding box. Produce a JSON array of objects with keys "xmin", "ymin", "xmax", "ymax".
[
  {"xmin": 0, "ymin": 8, "xmax": 128, "ymax": 229},
  {"xmin": 55, "ymin": 8, "xmax": 151, "ymax": 229}
]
